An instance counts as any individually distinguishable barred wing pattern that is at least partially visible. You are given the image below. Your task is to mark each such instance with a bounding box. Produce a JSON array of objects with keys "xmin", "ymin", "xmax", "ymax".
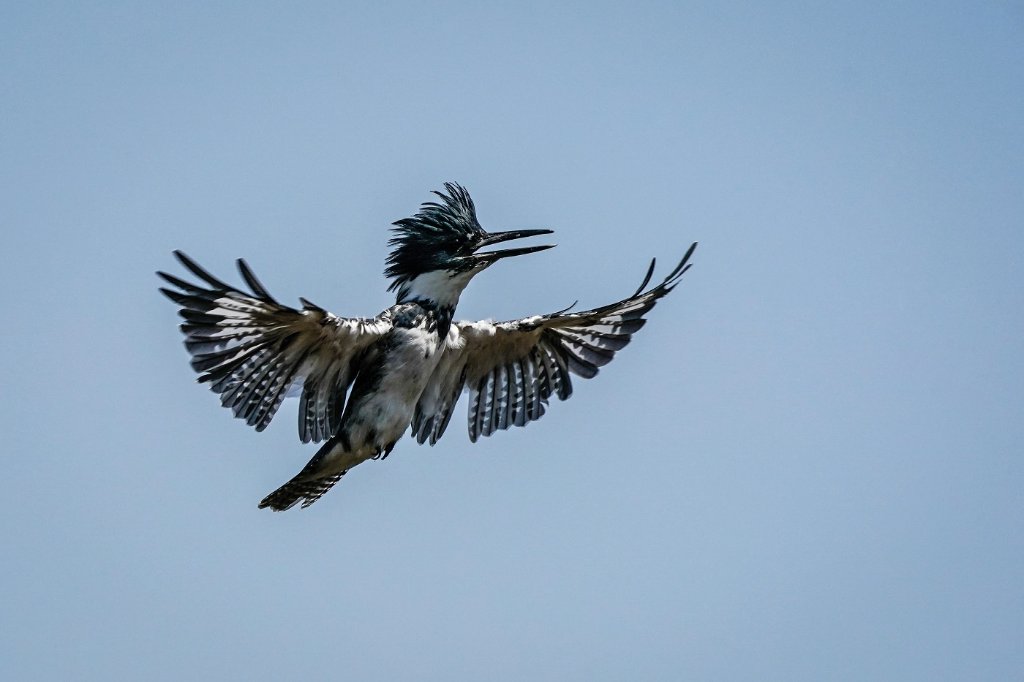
[
  {"xmin": 411, "ymin": 242, "xmax": 697, "ymax": 445},
  {"xmin": 158, "ymin": 251, "xmax": 391, "ymax": 442}
]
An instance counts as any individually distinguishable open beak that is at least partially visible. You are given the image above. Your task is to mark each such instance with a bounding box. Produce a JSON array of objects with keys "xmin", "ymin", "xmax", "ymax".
[{"xmin": 472, "ymin": 229, "xmax": 556, "ymax": 264}]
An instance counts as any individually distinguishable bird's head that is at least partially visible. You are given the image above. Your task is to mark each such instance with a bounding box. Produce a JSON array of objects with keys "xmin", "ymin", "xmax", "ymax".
[{"xmin": 386, "ymin": 183, "xmax": 554, "ymax": 307}]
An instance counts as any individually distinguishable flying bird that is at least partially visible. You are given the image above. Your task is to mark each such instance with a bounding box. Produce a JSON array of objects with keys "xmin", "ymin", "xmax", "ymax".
[{"xmin": 158, "ymin": 183, "xmax": 697, "ymax": 511}]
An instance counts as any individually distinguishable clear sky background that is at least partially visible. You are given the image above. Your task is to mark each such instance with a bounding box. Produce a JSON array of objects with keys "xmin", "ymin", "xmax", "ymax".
[{"xmin": 2, "ymin": 2, "xmax": 1021, "ymax": 680}]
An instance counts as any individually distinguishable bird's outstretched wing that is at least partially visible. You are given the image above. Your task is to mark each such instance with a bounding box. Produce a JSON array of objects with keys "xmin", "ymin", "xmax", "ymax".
[
  {"xmin": 158, "ymin": 251, "xmax": 391, "ymax": 442},
  {"xmin": 411, "ymin": 242, "xmax": 697, "ymax": 445}
]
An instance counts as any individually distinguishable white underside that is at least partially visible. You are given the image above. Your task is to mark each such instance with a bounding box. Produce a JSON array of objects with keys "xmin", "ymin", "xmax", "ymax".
[{"xmin": 316, "ymin": 325, "xmax": 448, "ymax": 474}]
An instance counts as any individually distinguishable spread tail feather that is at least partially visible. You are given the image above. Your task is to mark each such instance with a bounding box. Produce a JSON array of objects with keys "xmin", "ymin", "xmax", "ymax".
[
  {"xmin": 258, "ymin": 470, "xmax": 346, "ymax": 511},
  {"xmin": 258, "ymin": 435, "xmax": 351, "ymax": 511}
]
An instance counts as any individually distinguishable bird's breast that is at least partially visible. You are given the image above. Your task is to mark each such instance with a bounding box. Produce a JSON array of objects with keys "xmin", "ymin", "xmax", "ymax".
[{"xmin": 343, "ymin": 326, "xmax": 445, "ymax": 449}]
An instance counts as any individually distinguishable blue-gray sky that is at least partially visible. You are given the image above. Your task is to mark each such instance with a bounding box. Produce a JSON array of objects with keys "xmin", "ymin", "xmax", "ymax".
[{"xmin": 2, "ymin": 2, "xmax": 1021, "ymax": 680}]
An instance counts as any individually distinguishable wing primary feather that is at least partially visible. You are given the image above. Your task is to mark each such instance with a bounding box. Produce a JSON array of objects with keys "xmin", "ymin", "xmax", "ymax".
[
  {"xmin": 173, "ymin": 250, "xmax": 234, "ymax": 290},
  {"xmin": 511, "ymin": 359, "xmax": 527, "ymax": 427},
  {"xmin": 232, "ymin": 350, "xmax": 280, "ymax": 421},
  {"xmin": 158, "ymin": 287, "xmax": 192, "ymax": 307},
  {"xmin": 192, "ymin": 340, "xmax": 264, "ymax": 376},
  {"xmin": 327, "ymin": 379, "xmax": 344, "ymax": 438},
  {"xmin": 483, "ymin": 369, "xmax": 497, "ymax": 436},
  {"xmin": 236, "ymin": 258, "xmax": 279, "ymax": 304},
  {"xmin": 564, "ymin": 351, "xmax": 599, "ymax": 379},
  {"xmin": 523, "ymin": 354, "xmax": 541, "ymax": 420},
  {"xmin": 157, "ymin": 271, "xmax": 212, "ymax": 296},
  {"xmin": 316, "ymin": 364, "xmax": 341, "ymax": 441},
  {"xmin": 631, "ymin": 258, "xmax": 657, "ymax": 297},
  {"xmin": 242, "ymin": 355, "xmax": 283, "ymax": 425},
  {"xmin": 560, "ymin": 331, "xmax": 616, "ymax": 364},
  {"xmin": 665, "ymin": 242, "xmax": 698, "ymax": 282},
  {"xmin": 537, "ymin": 342, "xmax": 568, "ymax": 400},
  {"xmin": 432, "ymin": 367, "xmax": 465, "ymax": 445},
  {"xmin": 549, "ymin": 343, "xmax": 573, "ymax": 400},
  {"xmin": 532, "ymin": 347, "xmax": 551, "ymax": 404},
  {"xmin": 300, "ymin": 297, "xmax": 325, "ymax": 312},
  {"xmin": 551, "ymin": 300, "xmax": 579, "ymax": 316},
  {"xmin": 216, "ymin": 347, "xmax": 272, "ymax": 409},
  {"xmin": 509, "ymin": 363, "xmax": 521, "ymax": 427},
  {"xmin": 255, "ymin": 345, "xmax": 313, "ymax": 431},
  {"xmin": 298, "ymin": 382, "xmax": 314, "ymax": 442},
  {"xmin": 468, "ymin": 376, "xmax": 484, "ymax": 442},
  {"xmin": 495, "ymin": 364, "xmax": 510, "ymax": 432},
  {"xmin": 480, "ymin": 371, "xmax": 494, "ymax": 438}
]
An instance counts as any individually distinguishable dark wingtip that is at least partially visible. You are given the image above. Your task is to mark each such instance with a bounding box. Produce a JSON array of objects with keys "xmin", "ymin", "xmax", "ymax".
[
  {"xmin": 552, "ymin": 299, "xmax": 579, "ymax": 316},
  {"xmin": 632, "ymin": 258, "xmax": 657, "ymax": 297},
  {"xmin": 236, "ymin": 258, "xmax": 278, "ymax": 304},
  {"xmin": 299, "ymin": 297, "xmax": 324, "ymax": 312},
  {"xmin": 158, "ymin": 287, "xmax": 181, "ymax": 304},
  {"xmin": 665, "ymin": 242, "xmax": 698, "ymax": 282},
  {"xmin": 172, "ymin": 250, "xmax": 233, "ymax": 290}
]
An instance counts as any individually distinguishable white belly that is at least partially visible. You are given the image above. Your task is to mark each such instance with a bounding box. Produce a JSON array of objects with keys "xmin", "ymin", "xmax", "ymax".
[{"xmin": 347, "ymin": 327, "xmax": 444, "ymax": 453}]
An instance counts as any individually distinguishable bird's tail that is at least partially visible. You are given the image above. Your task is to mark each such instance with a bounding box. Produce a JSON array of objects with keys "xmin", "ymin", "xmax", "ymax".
[
  {"xmin": 258, "ymin": 436, "xmax": 350, "ymax": 511},
  {"xmin": 258, "ymin": 470, "xmax": 346, "ymax": 511}
]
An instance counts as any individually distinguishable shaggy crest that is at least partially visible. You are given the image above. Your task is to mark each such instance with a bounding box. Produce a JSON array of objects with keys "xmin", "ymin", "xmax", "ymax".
[{"xmin": 385, "ymin": 182, "xmax": 485, "ymax": 291}]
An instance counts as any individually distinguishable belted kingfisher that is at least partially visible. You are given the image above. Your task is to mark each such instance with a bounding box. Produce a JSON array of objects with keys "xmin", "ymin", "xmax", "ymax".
[{"xmin": 159, "ymin": 183, "xmax": 697, "ymax": 511}]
